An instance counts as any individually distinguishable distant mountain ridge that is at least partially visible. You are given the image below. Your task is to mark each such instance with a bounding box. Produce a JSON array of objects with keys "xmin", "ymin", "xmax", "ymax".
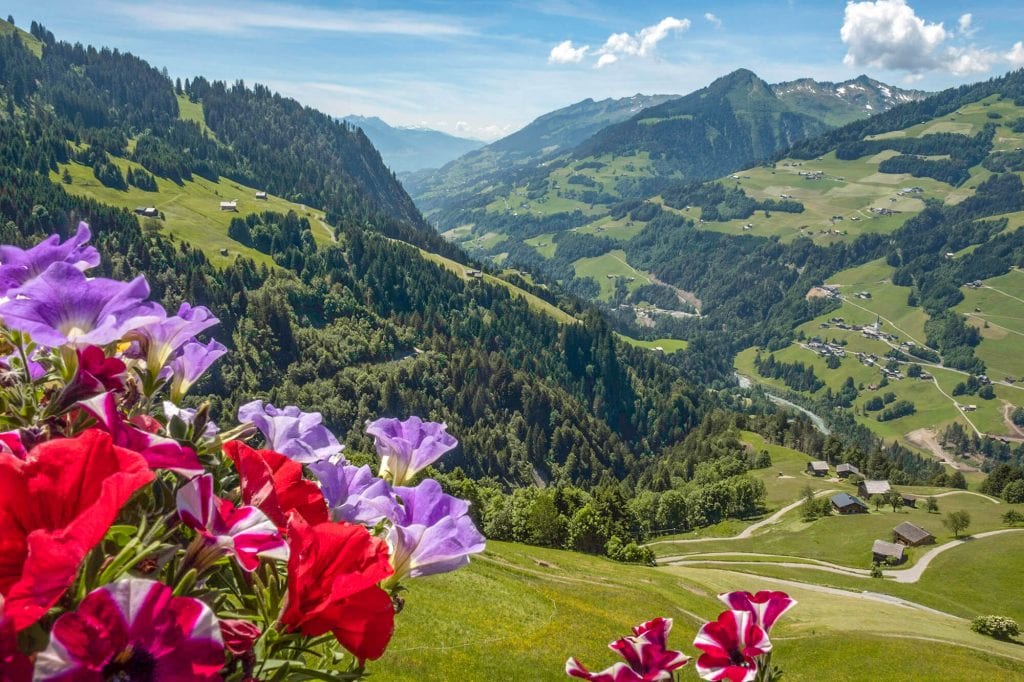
[
  {"xmin": 772, "ymin": 75, "xmax": 930, "ymax": 126},
  {"xmin": 404, "ymin": 93, "xmax": 678, "ymax": 210},
  {"xmin": 343, "ymin": 115, "xmax": 483, "ymax": 173}
]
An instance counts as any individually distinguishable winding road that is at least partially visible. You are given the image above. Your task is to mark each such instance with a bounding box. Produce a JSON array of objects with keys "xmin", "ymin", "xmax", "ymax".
[{"xmin": 653, "ymin": 490, "xmax": 1010, "ymax": 584}]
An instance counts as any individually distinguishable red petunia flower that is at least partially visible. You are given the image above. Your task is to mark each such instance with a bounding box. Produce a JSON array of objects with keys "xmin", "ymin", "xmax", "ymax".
[
  {"xmin": 0, "ymin": 430, "xmax": 154, "ymax": 631},
  {"xmin": 223, "ymin": 441, "xmax": 328, "ymax": 529},
  {"xmin": 280, "ymin": 514, "xmax": 395, "ymax": 665},
  {"xmin": 718, "ymin": 591, "xmax": 796, "ymax": 633},
  {"xmin": 566, "ymin": 617, "xmax": 689, "ymax": 682},
  {"xmin": 73, "ymin": 345, "xmax": 126, "ymax": 395},
  {"xmin": 219, "ymin": 618, "xmax": 262, "ymax": 656},
  {"xmin": 693, "ymin": 610, "xmax": 771, "ymax": 682},
  {"xmin": 33, "ymin": 578, "xmax": 224, "ymax": 680}
]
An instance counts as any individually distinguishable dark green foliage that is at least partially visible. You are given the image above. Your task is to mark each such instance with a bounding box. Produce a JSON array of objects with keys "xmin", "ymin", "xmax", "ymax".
[
  {"xmin": 662, "ymin": 181, "xmax": 804, "ymax": 221},
  {"xmin": 91, "ymin": 159, "xmax": 125, "ymax": 189},
  {"xmin": 1013, "ymin": 406, "xmax": 1024, "ymax": 427},
  {"xmin": 126, "ymin": 166, "xmax": 157, "ymax": 191},
  {"xmin": 834, "ymin": 125, "xmax": 994, "ymax": 186},
  {"xmin": 754, "ymin": 353, "xmax": 824, "ymax": 392},
  {"xmin": 876, "ymin": 400, "xmax": 915, "ymax": 422},
  {"xmin": 982, "ymin": 149, "xmax": 1024, "ymax": 173}
]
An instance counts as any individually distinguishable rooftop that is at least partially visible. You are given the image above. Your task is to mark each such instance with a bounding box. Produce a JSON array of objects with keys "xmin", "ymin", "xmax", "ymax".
[
  {"xmin": 872, "ymin": 539, "xmax": 904, "ymax": 560},
  {"xmin": 831, "ymin": 493, "xmax": 867, "ymax": 508},
  {"xmin": 893, "ymin": 522, "xmax": 932, "ymax": 543},
  {"xmin": 861, "ymin": 480, "xmax": 891, "ymax": 495}
]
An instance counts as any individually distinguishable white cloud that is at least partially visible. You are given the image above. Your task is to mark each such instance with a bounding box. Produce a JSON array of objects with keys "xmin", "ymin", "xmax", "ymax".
[
  {"xmin": 841, "ymin": 0, "xmax": 1009, "ymax": 77},
  {"xmin": 840, "ymin": 0, "xmax": 948, "ymax": 73},
  {"xmin": 957, "ymin": 13, "xmax": 977, "ymax": 38},
  {"xmin": 107, "ymin": 1, "xmax": 472, "ymax": 37},
  {"xmin": 1008, "ymin": 41, "xmax": 1024, "ymax": 67},
  {"xmin": 551, "ymin": 16, "xmax": 689, "ymax": 70},
  {"xmin": 548, "ymin": 40, "xmax": 589, "ymax": 64},
  {"xmin": 945, "ymin": 46, "xmax": 998, "ymax": 76},
  {"xmin": 596, "ymin": 16, "xmax": 690, "ymax": 65},
  {"xmin": 455, "ymin": 121, "xmax": 470, "ymax": 133},
  {"xmin": 704, "ymin": 13, "xmax": 722, "ymax": 29}
]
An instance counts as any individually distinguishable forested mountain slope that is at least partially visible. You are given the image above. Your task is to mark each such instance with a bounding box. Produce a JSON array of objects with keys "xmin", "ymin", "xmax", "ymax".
[
  {"xmin": 0, "ymin": 20, "xmax": 708, "ymax": 491},
  {"xmin": 404, "ymin": 93, "xmax": 678, "ymax": 212}
]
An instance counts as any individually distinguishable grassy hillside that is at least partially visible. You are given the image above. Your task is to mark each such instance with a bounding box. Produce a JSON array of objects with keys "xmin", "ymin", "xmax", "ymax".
[
  {"xmin": 0, "ymin": 19, "xmax": 42, "ymax": 56},
  {"xmin": 384, "ymin": 431, "xmax": 1024, "ymax": 679},
  {"xmin": 51, "ymin": 158, "xmax": 331, "ymax": 268},
  {"xmin": 382, "ymin": 540, "xmax": 1024, "ymax": 680},
  {"xmin": 735, "ymin": 253, "xmax": 1024, "ymax": 450}
]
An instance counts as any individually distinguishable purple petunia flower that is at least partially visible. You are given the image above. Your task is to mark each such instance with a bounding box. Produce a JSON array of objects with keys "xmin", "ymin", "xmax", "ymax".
[
  {"xmin": 308, "ymin": 460, "xmax": 400, "ymax": 526},
  {"xmin": 387, "ymin": 478, "xmax": 485, "ymax": 582},
  {"xmin": 0, "ymin": 263, "xmax": 161, "ymax": 347},
  {"xmin": 132, "ymin": 302, "xmax": 220, "ymax": 372},
  {"xmin": 168, "ymin": 338, "xmax": 227, "ymax": 400},
  {"xmin": 0, "ymin": 349, "xmax": 45, "ymax": 382},
  {"xmin": 366, "ymin": 416, "xmax": 457, "ymax": 486},
  {"xmin": 237, "ymin": 400, "xmax": 343, "ymax": 464},
  {"xmin": 0, "ymin": 222, "xmax": 100, "ymax": 297}
]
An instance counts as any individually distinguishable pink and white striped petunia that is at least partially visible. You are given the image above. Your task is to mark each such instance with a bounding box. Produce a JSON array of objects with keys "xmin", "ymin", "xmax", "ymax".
[
  {"xmin": 566, "ymin": 617, "xmax": 689, "ymax": 681},
  {"xmin": 693, "ymin": 610, "xmax": 771, "ymax": 682},
  {"xmin": 33, "ymin": 578, "xmax": 224, "ymax": 680},
  {"xmin": 177, "ymin": 474, "xmax": 289, "ymax": 571},
  {"xmin": 79, "ymin": 391, "xmax": 204, "ymax": 477},
  {"xmin": 718, "ymin": 591, "xmax": 796, "ymax": 633}
]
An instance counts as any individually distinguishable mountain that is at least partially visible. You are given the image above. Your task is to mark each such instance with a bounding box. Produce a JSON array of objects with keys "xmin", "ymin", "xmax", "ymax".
[
  {"xmin": 0, "ymin": 19, "xmax": 702, "ymax": 492},
  {"xmin": 404, "ymin": 93, "xmax": 678, "ymax": 211},
  {"xmin": 342, "ymin": 115, "xmax": 483, "ymax": 173},
  {"xmin": 571, "ymin": 69, "xmax": 831, "ymax": 187},
  {"xmin": 772, "ymin": 74, "xmax": 930, "ymax": 126}
]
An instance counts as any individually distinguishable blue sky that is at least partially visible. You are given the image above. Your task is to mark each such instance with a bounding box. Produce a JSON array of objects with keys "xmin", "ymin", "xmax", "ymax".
[{"xmin": 7, "ymin": 1, "xmax": 1024, "ymax": 140}]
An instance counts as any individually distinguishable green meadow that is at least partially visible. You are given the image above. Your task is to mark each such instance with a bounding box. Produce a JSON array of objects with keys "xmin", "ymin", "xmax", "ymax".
[
  {"xmin": 51, "ymin": 159, "xmax": 332, "ymax": 268},
  {"xmin": 615, "ymin": 334, "xmax": 689, "ymax": 354},
  {"xmin": 382, "ymin": 540, "xmax": 1024, "ymax": 681},
  {"xmin": 573, "ymin": 249, "xmax": 652, "ymax": 301}
]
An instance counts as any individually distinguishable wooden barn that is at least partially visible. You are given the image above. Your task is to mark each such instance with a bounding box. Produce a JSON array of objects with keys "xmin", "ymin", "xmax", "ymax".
[
  {"xmin": 893, "ymin": 522, "xmax": 934, "ymax": 547},
  {"xmin": 806, "ymin": 460, "xmax": 829, "ymax": 476},
  {"xmin": 872, "ymin": 539, "xmax": 905, "ymax": 564},
  {"xmin": 836, "ymin": 463, "xmax": 861, "ymax": 478},
  {"xmin": 831, "ymin": 493, "xmax": 868, "ymax": 515},
  {"xmin": 859, "ymin": 479, "xmax": 891, "ymax": 498}
]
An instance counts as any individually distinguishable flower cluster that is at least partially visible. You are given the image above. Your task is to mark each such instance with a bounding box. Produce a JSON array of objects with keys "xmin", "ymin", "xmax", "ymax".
[
  {"xmin": 0, "ymin": 225, "xmax": 485, "ymax": 679},
  {"xmin": 567, "ymin": 591, "xmax": 796, "ymax": 682}
]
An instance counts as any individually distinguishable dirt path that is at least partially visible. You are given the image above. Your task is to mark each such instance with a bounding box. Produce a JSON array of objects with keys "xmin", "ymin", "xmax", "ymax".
[
  {"xmin": 663, "ymin": 527, "xmax": 1021, "ymax": 586},
  {"xmin": 885, "ymin": 528, "xmax": 1022, "ymax": 582},
  {"xmin": 646, "ymin": 490, "xmax": 837, "ymax": 547},
  {"xmin": 984, "ymin": 284, "xmax": 1024, "ymax": 307},
  {"xmin": 1002, "ymin": 401, "xmax": 1024, "ymax": 438},
  {"xmin": 928, "ymin": 375, "xmax": 982, "ymax": 436},
  {"xmin": 904, "ymin": 427, "xmax": 981, "ymax": 471},
  {"xmin": 726, "ymin": 572, "xmax": 962, "ymax": 618}
]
